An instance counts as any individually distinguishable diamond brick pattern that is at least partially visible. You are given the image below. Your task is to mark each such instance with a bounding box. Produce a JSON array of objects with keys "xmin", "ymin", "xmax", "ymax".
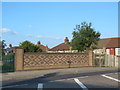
[{"xmin": 24, "ymin": 53, "xmax": 89, "ymax": 68}]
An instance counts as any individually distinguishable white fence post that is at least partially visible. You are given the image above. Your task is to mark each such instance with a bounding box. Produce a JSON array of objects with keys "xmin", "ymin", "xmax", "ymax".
[{"xmin": 115, "ymin": 56, "xmax": 118, "ymax": 67}]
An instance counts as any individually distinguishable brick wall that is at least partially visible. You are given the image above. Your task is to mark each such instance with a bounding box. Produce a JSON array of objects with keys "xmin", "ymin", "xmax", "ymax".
[{"xmin": 14, "ymin": 48, "xmax": 93, "ymax": 71}]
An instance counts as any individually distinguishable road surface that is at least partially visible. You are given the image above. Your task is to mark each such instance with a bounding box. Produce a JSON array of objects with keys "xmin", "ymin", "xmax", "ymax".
[{"xmin": 1, "ymin": 69, "xmax": 119, "ymax": 90}]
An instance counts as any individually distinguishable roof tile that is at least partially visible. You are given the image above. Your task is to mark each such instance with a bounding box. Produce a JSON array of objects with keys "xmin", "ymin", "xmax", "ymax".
[{"xmin": 49, "ymin": 43, "xmax": 70, "ymax": 51}]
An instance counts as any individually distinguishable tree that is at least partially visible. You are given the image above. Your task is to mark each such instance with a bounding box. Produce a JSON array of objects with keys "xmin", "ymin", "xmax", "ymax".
[
  {"xmin": 71, "ymin": 22, "xmax": 101, "ymax": 52},
  {"xmin": 0, "ymin": 40, "xmax": 7, "ymax": 55},
  {"xmin": 2, "ymin": 40, "xmax": 7, "ymax": 49},
  {"xmin": 19, "ymin": 41, "xmax": 42, "ymax": 52}
]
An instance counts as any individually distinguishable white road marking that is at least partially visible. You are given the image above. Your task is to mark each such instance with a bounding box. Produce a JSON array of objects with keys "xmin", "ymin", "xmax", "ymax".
[
  {"xmin": 102, "ymin": 75, "xmax": 120, "ymax": 82},
  {"xmin": 74, "ymin": 78, "xmax": 88, "ymax": 90},
  {"xmin": 38, "ymin": 83, "xmax": 43, "ymax": 90},
  {"xmin": 1, "ymin": 84, "xmax": 28, "ymax": 88},
  {"xmin": 49, "ymin": 76, "xmax": 88, "ymax": 82},
  {"xmin": 102, "ymin": 72, "xmax": 118, "ymax": 75}
]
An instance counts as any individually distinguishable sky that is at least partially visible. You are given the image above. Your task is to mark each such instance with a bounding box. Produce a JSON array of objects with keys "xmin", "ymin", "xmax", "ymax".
[{"xmin": 1, "ymin": 2, "xmax": 118, "ymax": 48}]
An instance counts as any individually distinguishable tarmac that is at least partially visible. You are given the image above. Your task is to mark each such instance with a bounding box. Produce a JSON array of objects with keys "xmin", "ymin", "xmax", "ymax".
[{"xmin": 1, "ymin": 67, "xmax": 118, "ymax": 82}]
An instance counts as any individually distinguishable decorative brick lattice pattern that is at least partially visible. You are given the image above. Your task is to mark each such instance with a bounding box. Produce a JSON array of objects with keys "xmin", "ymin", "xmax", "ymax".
[{"xmin": 24, "ymin": 53, "xmax": 89, "ymax": 68}]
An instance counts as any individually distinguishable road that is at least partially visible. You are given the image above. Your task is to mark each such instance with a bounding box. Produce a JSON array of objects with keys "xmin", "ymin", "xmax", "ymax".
[{"xmin": 1, "ymin": 70, "xmax": 119, "ymax": 90}]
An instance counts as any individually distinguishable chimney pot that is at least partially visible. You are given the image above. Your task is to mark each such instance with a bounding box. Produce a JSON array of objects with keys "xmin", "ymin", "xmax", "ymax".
[
  {"xmin": 37, "ymin": 41, "xmax": 41, "ymax": 45},
  {"xmin": 64, "ymin": 37, "xmax": 69, "ymax": 44},
  {"xmin": 9, "ymin": 44, "xmax": 12, "ymax": 48}
]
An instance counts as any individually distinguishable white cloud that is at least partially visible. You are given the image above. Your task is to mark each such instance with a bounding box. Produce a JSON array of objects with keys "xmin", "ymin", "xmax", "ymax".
[
  {"xmin": 0, "ymin": 28, "xmax": 18, "ymax": 34},
  {"xmin": 27, "ymin": 34, "xmax": 64, "ymax": 40}
]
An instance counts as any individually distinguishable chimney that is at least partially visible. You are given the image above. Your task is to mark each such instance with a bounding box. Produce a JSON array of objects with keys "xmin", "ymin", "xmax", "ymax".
[
  {"xmin": 64, "ymin": 37, "xmax": 69, "ymax": 44},
  {"xmin": 9, "ymin": 44, "xmax": 12, "ymax": 48},
  {"xmin": 37, "ymin": 41, "xmax": 41, "ymax": 45},
  {"xmin": 46, "ymin": 45, "xmax": 49, "ymax": 52},
  {"xmin": 70, "ymin": 46, "xmax": 72, "ymax": 51}
]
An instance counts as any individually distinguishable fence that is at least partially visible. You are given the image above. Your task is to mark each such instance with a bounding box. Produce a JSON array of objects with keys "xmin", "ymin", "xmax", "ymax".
[
  {"xmin": 2, "ymin": 48, "xmax": 119, "ymax": 72},
  {"xmin": 94, "ymin": 53, "xmax": 119, "ymax": 67},
  {"xmin": 14, "ymin": 48, "xmax": 93, "ymax": 71},
  {"xmin": 105, "ymin": 54, "xmax": 119, "ymax": 67},
  {"xmin": 94, "ymin": 53, "xmax": 105, "ymax": 67},
  {"xmin": 2, "ymin": 53, "xmax": 14, "ymax": 73}
]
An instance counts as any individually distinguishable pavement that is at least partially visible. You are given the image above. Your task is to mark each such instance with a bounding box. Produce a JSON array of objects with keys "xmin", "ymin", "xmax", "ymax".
[{"xmin": 1, "ymin": 67, "xmax": 118, "ymax": 81}]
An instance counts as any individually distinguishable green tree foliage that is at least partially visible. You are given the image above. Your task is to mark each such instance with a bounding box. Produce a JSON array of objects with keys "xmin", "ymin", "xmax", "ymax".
[
  {"xmin": 1, "ymin": 40, "xmax": 7, "ymax": 55},
  {"xmin": 2, "ymin": 40, "xmax": 6, "ymax": 49},
  {"xmin": 19, "ymin": 41, "xmax": 42, "ymax": 52},
  {"xmin": 71, "ymin": 22, "xmax": 101, "ymax": 52}
]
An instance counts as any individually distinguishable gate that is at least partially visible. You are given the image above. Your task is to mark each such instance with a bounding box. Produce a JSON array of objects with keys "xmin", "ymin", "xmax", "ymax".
[
  {"xmin": 2, "ymin": 53, "xmax": 14, "ymax": 73},
  {"xmin": 94, "ymin": 53, "xmax": 105, "ymax": 67}
]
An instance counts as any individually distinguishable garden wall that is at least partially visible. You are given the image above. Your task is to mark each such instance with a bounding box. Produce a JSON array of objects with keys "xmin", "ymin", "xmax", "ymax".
[{"xmin": 14, "ymin": 48, "xmax": 93, "ymax": 71}]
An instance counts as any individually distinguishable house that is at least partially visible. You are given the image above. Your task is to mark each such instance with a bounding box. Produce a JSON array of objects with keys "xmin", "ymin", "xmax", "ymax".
[
  {"xmin": 3, "ymin": 48, "xmax": 13, "ymax": 55},
  {"xmin": 36, "ymin": 41, "xmax": 49, "ymax": 52},
  {"xmin": 3, "ymin": 44, "xmax": 22, "ymax": 55},
  {"xmin": 48, "ymin": 37, "xmax": 75, "ymax": 53},
  {"xmin": 3, "ymin": 44, "xmax": 13, "ymax": 55},
  {"xmin": 94, "ymin": 37, "xmax": 120, "ymax": 56},
  {"xmin": 3, "ymin": 41, "xmax": 49, "ymax": 54}
]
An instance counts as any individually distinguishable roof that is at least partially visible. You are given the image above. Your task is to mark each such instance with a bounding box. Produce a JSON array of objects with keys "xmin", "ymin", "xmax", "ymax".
[
  {"xmin": 37, "ymin": 44, "xmax": 49, "ymax": 51},
  {"xmin": 3, "ymin": 47, "xmax": 22, "ymax": 53},
  {"xmin": 40, "ymin": 45, "xmax": 47, "ymax": 51},
  {"xmin": 97, "ymin": 38, "xmax": 111, "ymax": 48},
  {"xmin": 49, "ymin": 43, "xmax": 71, "ymax": 51},
  {"xmin": 13, "ymin": 46, "xmax": 23, "ymax": 49},
  {"xmin": 97, "ymin": 37, "xmax": 120, "ymax": 48},
  {"xmin": 3, "ymin": 48, "xmax": 13, "ymax": 53}
]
